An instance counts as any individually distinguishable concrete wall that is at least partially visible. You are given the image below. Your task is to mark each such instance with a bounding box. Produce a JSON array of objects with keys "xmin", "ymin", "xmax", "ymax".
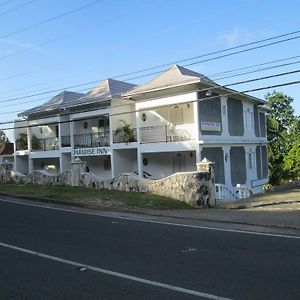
[
  {"xmin": 15, "ymin": 156, "xmax": 29, "ymax": 174},
  {"xmin": 111, "ymin": 100, "xmax": 136, "ymax": 131},
  {"xmin": 61, "ymin": 153, "xmax": 71, "ymax": 172},
  {"xmin": 32, "ymin": 158, "xmax": 60, "ymax": 174},
  {"xmin": 113, "ymin": 149, "xmax": 137, "ymax": 176},
  {"xmin": 142, "ymin": 151, "xmax": 196, "ymax": 180},
  {"xmin": 0, "ymin": 165, "xmax": 215, "ymax": 207},
  {"xmin": 73, "ymin": 117, "xmax": 109, "ymax": 135},
  {"xmin": 60, "ymin": 115, "xmax": 70, "ymax": 137},
  {"xmin": 83, "ymin": 155, "xmax": 112, "ymax": 179}
]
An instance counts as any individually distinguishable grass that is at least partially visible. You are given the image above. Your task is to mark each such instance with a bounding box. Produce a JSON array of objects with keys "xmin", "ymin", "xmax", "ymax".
[{"xmin": 0, "ymin": 183, "xmax": 193, "ymax": 210}]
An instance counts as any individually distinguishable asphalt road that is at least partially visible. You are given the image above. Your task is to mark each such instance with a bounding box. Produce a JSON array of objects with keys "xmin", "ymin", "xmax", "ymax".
[{"xmin": 0, "ymin": 196, "xmax": 299, "ymax": 300}]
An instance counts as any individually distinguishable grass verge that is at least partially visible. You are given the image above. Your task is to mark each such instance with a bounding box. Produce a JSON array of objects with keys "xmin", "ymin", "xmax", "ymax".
[{"xmin": 0, "ymin": 183, "xmax": 193, "ymax": 210}]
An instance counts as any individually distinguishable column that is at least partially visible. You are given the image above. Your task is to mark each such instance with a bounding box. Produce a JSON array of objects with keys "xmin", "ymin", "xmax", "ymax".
[
  {"xmin": 193, "ymin": 100, "xmax": 201, "ymax": 163},
  {"xmin": 28, "ymin": 158, "xmax": 33, "ymax": 174},
  {"xmin": 70, "ymin": 116, "xmax": 74, "ymax": 159},
  {"xmin": 220, "ymin": 96, "xmax": 229, "ymax": 137},
  {"xmin": 222, "ymin": 145, "xmax": 232, "ymax": 187},
  {"xmin": 136, "ymin": 111, "xmax": 143, "ymax": 179}
]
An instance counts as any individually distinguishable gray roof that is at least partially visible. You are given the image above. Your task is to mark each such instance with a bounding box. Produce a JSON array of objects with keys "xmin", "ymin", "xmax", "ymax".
[
  {"xmin": 19, "ymin": 91, "xmax": 84, "ymax": 117},
  {"xmin": 123, "ymin": 64, "xmax": 217, "ymax": 97},
  {"xmin": 19, "ymin": 79, "xmax": 137, "ymax": 117},
  {"xmin": 123, "ymin": 64, "xmax": 265, "ymax": 104},
  {"xmin": 68, "ymin": 78, "xmax": 137, "ymax": 107}
]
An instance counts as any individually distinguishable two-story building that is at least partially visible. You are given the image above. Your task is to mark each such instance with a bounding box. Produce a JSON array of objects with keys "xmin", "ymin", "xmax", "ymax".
[{"xmin": 13, "ymin": 65, "xmax": 268, "ymax": 199}]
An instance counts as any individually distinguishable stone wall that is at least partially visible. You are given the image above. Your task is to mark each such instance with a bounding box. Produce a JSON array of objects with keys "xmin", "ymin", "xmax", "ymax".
[
  {"xmin": 148, "ymin": 171, "xmax": 215, "ymax": 207},
  {"xmin": 0, "ymin": 158, "xmax": 216, "ymax": 207}
]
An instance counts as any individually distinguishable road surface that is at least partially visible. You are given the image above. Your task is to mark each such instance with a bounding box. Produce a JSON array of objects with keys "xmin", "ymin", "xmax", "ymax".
[{"xmin": 0, "ymin": 196, "xmax": 299, "ymax": 299}]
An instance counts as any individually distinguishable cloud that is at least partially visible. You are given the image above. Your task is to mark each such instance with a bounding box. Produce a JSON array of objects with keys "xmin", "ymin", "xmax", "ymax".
[{"xmin": 219, "ymin": 27, "xmax": 254, "ymax": 46}]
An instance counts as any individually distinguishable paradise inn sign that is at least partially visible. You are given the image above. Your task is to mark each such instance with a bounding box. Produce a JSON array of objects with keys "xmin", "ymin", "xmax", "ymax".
[{"xmin": 73, "ymin": 147, "xmax": 110, "ymax": 157}]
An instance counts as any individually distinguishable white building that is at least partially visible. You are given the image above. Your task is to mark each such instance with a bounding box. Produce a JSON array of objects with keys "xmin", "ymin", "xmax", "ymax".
[{"xmin": 13, "ymin": 65, "xmax": 268, "ymax": 199}]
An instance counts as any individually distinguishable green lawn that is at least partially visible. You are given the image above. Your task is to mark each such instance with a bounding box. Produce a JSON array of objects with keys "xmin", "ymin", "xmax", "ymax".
[{"xmin": 0, "ymin": 183, "xmax": 193, "ymax": 210}]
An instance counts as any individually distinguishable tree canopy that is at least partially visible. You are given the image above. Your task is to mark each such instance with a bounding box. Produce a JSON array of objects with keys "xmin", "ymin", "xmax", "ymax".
[
  {"xmin": 266, "ymin": 91, "xmax": 300, "ymax": 184},
  {"xmin": 0, "ymin": 130, "xmax": 9, "ymax": 146}
]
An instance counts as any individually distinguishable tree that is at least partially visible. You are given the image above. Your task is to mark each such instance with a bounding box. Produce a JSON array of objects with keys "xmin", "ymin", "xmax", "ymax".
[
  {"xmin": 115, "ymin": 120, "xmax": 135, "ymax": 143},
  {"xmin": 266, "ymin": 91, "xmax": 299, "ymax": 184},
  {"xmin": 0, "ymin": 130, "xmax": 9, "ymax": 146},
  {"xmin": 283, "ymin": 136, "xmax": 300, "ymax": 179}
]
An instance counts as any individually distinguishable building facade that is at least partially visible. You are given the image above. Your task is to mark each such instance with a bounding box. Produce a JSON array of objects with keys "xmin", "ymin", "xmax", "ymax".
[{"xmin": 13, "ymin": 65, "xmax": 268, "ymax": 199}]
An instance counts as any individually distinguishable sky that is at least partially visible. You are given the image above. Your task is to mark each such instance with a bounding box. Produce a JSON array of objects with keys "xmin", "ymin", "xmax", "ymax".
[{"xmin": 0, "ymin": 0, "xmax": 300, "ymax": 141}]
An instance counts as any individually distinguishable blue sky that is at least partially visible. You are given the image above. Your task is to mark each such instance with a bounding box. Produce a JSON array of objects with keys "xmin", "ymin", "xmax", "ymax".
[{"xmin": 1, "ymin": 0, "xmax": 300, "ymax": 140}]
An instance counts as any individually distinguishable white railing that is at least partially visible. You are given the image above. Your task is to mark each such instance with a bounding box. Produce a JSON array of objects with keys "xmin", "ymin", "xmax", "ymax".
[
  {"xmin": 215, "ymin": 184, "xmax": 252, "ymax": 201},
  {"xmin": 215, "ymin": 184, "xmax": 239, "ymax": 201},
  {"xmin": 140, "ymin": 123, "xmax": 195, "ymax": 144}
]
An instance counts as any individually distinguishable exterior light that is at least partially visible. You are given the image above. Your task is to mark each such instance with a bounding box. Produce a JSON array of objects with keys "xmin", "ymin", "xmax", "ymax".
[
  {"xmin": 205, "ymin": 89, "xmax": 212, "ymax": 97},
  {"xmin": 141, "ymin": 113, "xmax": 147, "ymax": 122}
]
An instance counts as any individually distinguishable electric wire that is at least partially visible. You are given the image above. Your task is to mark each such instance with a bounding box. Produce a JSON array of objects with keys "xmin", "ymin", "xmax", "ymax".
[
  {"xmin": 1, "ymin": 30, "xmax": 300, "ymax": 105},
  {"xmin": 0, "ymin": 0, "xmax": 104, "ymax": 40},
  {"xmin": 3, "ymin": 79, "xmax": 300, "ymax": 132},
  {"xmin": 0, "ymin": 0, "xmax": 35, "ymax": 18},
  {"xmin": 1, "ymin": 58, "xmax": 300, "ymax": 116},
  {"xmin": 2, "ymin": 68, "xmax": 300, "ymax": 128},
  {"xmin": 0, "ymin": 35, "xmax": 67, "ymax": 61},
  {"xmin": 0, "ymin": 0, "xmax": 17, "ymax": 8}
]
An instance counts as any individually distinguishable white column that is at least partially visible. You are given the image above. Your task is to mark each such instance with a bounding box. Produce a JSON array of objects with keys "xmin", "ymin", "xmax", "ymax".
[
  {"xmin": 70, "ymin": 117, "xmax": 74, "ymax": 160},
  {"xmin": 58, "ymin": 117, "xmax": 62, "ymax": 151},
  {"xmin": 110, "ymin": 151, "xmax": 115, "ymax": 178},
  {"xmin": 108, "ymin": 109, "xmax": 113, "ymax": 147},
  {"xmin": 27, "ymin": 126, "xmax": 32, "ymax": 152},
  {"xmin": 220, "ymin": 96, "xmax": 229, "ymax": 137},
  {"xmin": 136, "ymin": 111, "xmax": 143, "ymax": 179},
  {"xmin": 59, "ymin": 155, "xmax": 63, "ymax": 173},
  {"xmin": 193, "ymin": 100, "xmax": 201, "ymax": 163},
  {"xmin": 223, "ymin": 146, "xmax": 232, "ymax": 187},
  {"xmin": 28, "ymin": 158, "xmax": 33, "ymax": 174}
]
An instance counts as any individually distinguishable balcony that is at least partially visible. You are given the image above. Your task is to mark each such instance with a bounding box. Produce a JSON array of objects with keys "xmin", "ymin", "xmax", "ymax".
[
  {"xmin": 113, "ymin": 128, "xmax": 137, "ymax": 144},
  {"xmin": 74, "ymin": 132, "xmax": 110, "ymax": 148},
  {"xmin": 140, "ymin": 123, "xmax": 195, "ymax": 144},
  {"xmin": 32, "ymin": 137, "xmax": 59, "ymax": 151}
]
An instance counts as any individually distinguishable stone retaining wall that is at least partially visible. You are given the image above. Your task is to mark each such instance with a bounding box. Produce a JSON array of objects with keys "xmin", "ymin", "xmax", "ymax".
[{"xmin": 0, "ymin": 159, "xmax": 215, "ymax": 207}]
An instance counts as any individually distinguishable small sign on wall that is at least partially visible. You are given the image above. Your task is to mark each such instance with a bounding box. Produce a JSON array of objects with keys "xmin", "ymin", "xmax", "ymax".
[
  {"xmin": 200, "ymin": 121, "xmax": 221, "ymax": 132},
  {"xmin": 74, "ymin": 147, "xmax": 110, "ymax": 157}
]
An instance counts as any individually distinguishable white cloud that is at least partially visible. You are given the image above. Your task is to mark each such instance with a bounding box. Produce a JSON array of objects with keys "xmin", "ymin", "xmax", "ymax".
[{"xmin": 219, "ymin": 27, "xmax": 254, "ymax": 47}]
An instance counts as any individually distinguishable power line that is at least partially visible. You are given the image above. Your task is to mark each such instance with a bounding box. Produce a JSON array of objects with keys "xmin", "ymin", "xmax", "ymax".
[
  {"xmin": 2, "ymin": 67, "xmax": 300, "ymax": 126},
  {"xmin": 2, "ymin": 52, "xmax": 299, "ymax": 106},
  {"xmin": 0, "ymin": 21, "xmax": 299, "ymax": 99},
  {"xmin": 1, "ymin": 30, "xmax": 300, "ymax": 105},
  {"xmin": 109, "ymin": 29, "xmax": 300, "ymax": 80},
  {"xmin": 0, "ymin": 0, "xmax": 103, "ymax": 40},
  {"xmin": 0, "ymin": 0, "xmax": 17, "ymax": 8},
  {"xmin": 1, "ymin": 53, "xmax": 300, "ymax": 118},
  {"xmin": 3, "ymin": 79, "xmax": 300, "ymax": 132},
  {"xmin": 0, "ymin": 0, "xmax": 35, "ymax": 18},
  {"xmin": 214, "ymin": 59, "xmax": 300, "ymax": 81},
  {"xmin": 208, "ymin": 55, "xmax": 300, "ymax": 77},
  {"xmin": 0, "ymin": 35, "xmax": 67, "ymax": 61}
]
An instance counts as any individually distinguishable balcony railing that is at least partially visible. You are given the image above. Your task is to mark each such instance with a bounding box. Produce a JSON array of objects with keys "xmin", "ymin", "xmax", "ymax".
[
  {"xmin": 74, "ymin": 132, "xmax": 110, "ymax": 148},
  {"xmin": 113, "ymin": 128, "xmax": 137, "ymax": 143},
  {"xmin": 32, "ymin": 137, "xmax": 59, "ymax": 151},
  {"xmin": 140, "ymin": 123, "xmax": 195, "ymax": 144},
  {"xmin": 61, "ymin": 135, "xmax": 71, "ymax": 147}
]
